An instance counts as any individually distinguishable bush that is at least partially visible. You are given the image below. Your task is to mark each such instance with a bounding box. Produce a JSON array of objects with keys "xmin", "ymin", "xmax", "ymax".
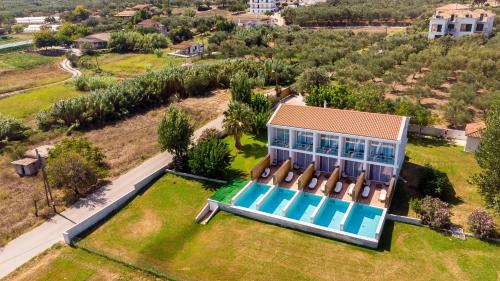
[
  {"xmin": 230, "ymin": 71, "xmax": 252, "ymax": 104},
  {"xmin": 418, "ymin": 163, "xmax": 453, "ymax": 199},
  {"xmin": 414, "ymin": 196, "xmax": 452, "ymax": 228},
  {"xmin": 154, "ymin": 48, "xmax": 164, "ymax": 58},
  {"xmin": 0, "ymin": 115, "xmax": 30, "ymax": 143},
  {"xmin": 188, "ymin": 138, "xmax": 234, "ymax": 178},
  {"xmin": 305, "ymin": 85, "xmax": 354, "ymax": 109},
  {"xmin": 197, "ymin": 128, "xmax": 221, "ymax": 144},
  {"xmin": 158, "ymin": 107, "xmax": 193, "ymax": 169},
  {"xmin": 109, "ymin": 31, "xmax": 169, "ymax": 53},
  {"xmin": 467, "ymin": 209, "xmax": 496, "ymax": 239},
  {"xmin": 249, "ymin": 92, "xmax": 274, "ymax": 134},
  {"xmin": 74, "ymin": 75, "xmax": 113, "ymax": 91}
]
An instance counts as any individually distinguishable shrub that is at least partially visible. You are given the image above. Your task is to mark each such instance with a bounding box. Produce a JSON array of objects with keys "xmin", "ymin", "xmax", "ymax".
[
  {"xmin": 305, "ymin": 85, "xmax": 354, "ymax": 109},
  {"xmin": 188, "ymin": 139, "xmax": 234, "ymax": 178},
  {"xmin": 154, "ymin": 48, "xmax": 164, "ymax": 58},
  {"xmin": 109, "ymin": 31, "xmax": 169, "ymax": 53},
  {"xmin": 467, "ymin": 209, "xmax": 496, "ymax": 239},
  {"xmin": 74, "ymin": 75, "xmax": 113, "ymax": 91},
  {"xmin": 414, "ymin": 196, "xmax": 452, "ymax": 228},
  {"xmin": 418, "ymin": 163, "xmax": 453, "ymax": 199},
  {"xmin": 248, "ymin": 92, "xmax": 274, "ymax": 134},
  {"xmin": 0, "ymin": 115, "xmax": 30, "ymax": 143},
  {"xmin": 230, "ymin": 71, "xmax": 252, "ymax": 104},
  {"xmin": 409, "ymin": 197, "xmax": 422, "ymax": 214},
  {"xmin": 197, "ymin": 128, "xmax": 221, "ymax": 144}
]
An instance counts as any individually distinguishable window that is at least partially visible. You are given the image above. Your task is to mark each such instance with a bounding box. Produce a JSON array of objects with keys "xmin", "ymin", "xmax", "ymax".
[
  {"xmin": 476, "ymin": 23, "xmax": 484, "ymax": 32},
  {"xmin": 368, "ymin": 141, "xmax": 395, "ymax": 164},
  {"xmin": 431, "ymin": 24, "xmax": 442, "ymax": 32},
  {"xmin": 369, "ymin": 165, "xmax": 393, "ymax": 183},
  {"xmin": 275, "ymin": 149, "xmax": 289, "ymax": 164},
  {"xmin": 344, "ymin": 160, "xmax": 363, "ymax": 177},
  {"xmin": 296, "ymin": 131, "xmax": 313, "ymax": 145},
  {"xmin": 461, "ymin": 24, "xmax": 472, "ymax": 32},
  {"xmin": 295, "ymin": 152, "xmax": 313, "ymax": 169},
  {"xmin": 319, "ymin": 156, "xmax": 337, "ymax": 173},
  {"xmin": 343, "ymin": 138, "xmax": 365, "ymax": 159},
  {"xmin": 448, "ymin": 24, "xmax": 455, "ymax": 32}
]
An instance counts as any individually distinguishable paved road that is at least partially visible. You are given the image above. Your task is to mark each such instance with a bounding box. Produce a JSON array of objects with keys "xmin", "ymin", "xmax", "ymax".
[{"xmin": 0, "ymin": 116, "xmax": 224, "ymax": 279}]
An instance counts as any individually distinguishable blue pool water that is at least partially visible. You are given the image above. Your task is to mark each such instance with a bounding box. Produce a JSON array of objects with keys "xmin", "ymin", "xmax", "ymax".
[
  {"xmin": 285, "ymin": 192, "xmax": 322, "ymax": 222},
  {"xmin": 314, "ymin": 199, "xmax": 350, "ymax": 230},
  {"xmin": 234, "ymin": 183, "xmax": 271, "ymax": 209},
  {"xmin": 343, "ymin": 203, "xmax": 383, "ymax": 239},
  {"xmin": 259, "ymin": 188, "xmax": 297, "ymax": 215}
]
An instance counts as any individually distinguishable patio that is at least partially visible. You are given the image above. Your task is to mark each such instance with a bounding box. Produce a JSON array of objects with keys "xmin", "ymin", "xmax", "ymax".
[{"xmin": 357, "ymin": 181, "xmax": 390, "ymax": 208}]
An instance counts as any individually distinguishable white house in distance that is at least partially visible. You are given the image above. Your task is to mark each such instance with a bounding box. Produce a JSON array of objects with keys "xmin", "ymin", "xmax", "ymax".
[
  {"xmin": 464, "ymin": 121, "xmax": 486, "ymax": 152},
  {"xmin": 15, "ymin": 16, "xmax": 60, "ymax": 24},
  {"xmin": 428, "ymin": 3, "xmax": 496, "ymax": 39},
  {"xmin": 249, "ymin": 0, "xmax": 278, "ymax": 14},
  {"xmin": 267, "ymin": 104, "xmax": 409, "ymax": 189}
]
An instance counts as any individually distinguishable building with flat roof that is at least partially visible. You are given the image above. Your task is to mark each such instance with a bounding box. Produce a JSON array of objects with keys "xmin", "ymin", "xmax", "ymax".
[
  {"xmin": 249, "ymin": 0, "xmax": 278, "ymax": 14},
  {"xmin": 428, "ymin": 3, "xmax": 495, "ymax": 39},
  {"xmin": 74, "ymin": 33, "xmax": 111, "ymax": 49}
]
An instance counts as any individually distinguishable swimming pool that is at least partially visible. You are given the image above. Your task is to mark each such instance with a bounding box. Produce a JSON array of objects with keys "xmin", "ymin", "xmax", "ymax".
[
  {"xmin": 343, "ymin": 203, "xmax": 383, "ymax": 239},
  {"xmin": 259, "ymin": 187, "xmax": 297, "ymax": 215},
  {"xmin": 234, "ymin": 182, "xmax": 271, "ymax": 209},
  {"xmin": 314, "ymin": 198, "xmax": 350, "ymax": 230},
  {"xmin": 285, "ymin": 192, "xmax": 322, "ymax": 222}
]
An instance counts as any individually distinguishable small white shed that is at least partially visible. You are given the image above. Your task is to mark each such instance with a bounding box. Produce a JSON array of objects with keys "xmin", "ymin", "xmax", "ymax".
[{"xmin": 464, "ymin": 121, "xmax": 485, "ymax": 152}]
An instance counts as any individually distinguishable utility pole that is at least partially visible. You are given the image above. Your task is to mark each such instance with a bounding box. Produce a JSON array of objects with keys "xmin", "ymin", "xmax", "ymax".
[{"xmin": 36, "ymin": 149, "xmax": 56, "ymax": 213}]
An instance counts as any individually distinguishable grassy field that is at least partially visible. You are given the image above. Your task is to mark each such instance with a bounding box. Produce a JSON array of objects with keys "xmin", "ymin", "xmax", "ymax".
[
  {"xmin": 0, "ymin": 82, "xmax": 84, "ymax": 121},
  {"xmin": 0, "ymin": 52, "xmax": 71, "ymax": 94},
  {"xmin": 224, "ymin": 134, "xmax": 268, "ymax": 179},
  {"xmin": 70, "ymin": 172, "xmax": 500, "ymax": 281},
  {"xmin": 94, "ymin": 52, "xmax": 184, "ymax": 78},
  {"xmin": 391, "ymin": 137, "xmax": 495, "ymax": 228},
  {"xmin": 0, "ymin": 34, "xmax": 32, "ymax": 44},
  {"xmin": 4, "ymin": 244, "xmax": 156, "ymax": 281}
]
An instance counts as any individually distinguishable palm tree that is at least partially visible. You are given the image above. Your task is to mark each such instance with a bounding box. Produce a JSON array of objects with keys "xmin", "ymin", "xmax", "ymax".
[{"xmin": 223, "ymin": 101, "xmax": 252, "ymax": 150}]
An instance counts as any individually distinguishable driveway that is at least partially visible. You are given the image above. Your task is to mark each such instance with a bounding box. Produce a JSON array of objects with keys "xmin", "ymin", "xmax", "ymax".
[{"xmin": 0, "ymin": 116, "xmax": 224, "ymax": 278}]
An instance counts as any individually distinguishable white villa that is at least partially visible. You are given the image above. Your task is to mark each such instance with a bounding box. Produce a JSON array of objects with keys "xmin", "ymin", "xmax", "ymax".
[
  {"xmin": 428, "ymin": 3, "xmax": 495, "ymax": 39},
  {"xmin": 249, "ymin": 0, "xmax": 278, "ymax": 14},
  {"xmin": 267, "ymin": 104, "xmax": 408, "ymax": 194}
]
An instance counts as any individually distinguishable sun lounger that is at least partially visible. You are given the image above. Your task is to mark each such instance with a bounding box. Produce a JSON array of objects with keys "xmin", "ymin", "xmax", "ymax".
[
  {"xmin": 347, "ymin": 183, "xmax": 355, "ymax": 196},
  {"xmin": 285, "ymin": 171, "xmax": 294, "ymax": 182},
  {"xmin": 362, "ymin": 186, "xmax": 370, "ymax": 198},
  {"xmin": 261, "ymin": 167, "xmax": 270, "ymax": 178},
  {"xmin": 334, "ymin": 181, "xmax": 343, "ymax": 193},
  {"xmin": 379, "ymin": 189, "xmax": 387, "ymax": 202},
  {"xmin": 308, "ymin": 178, "xmax": 318, "ymax": 189}
]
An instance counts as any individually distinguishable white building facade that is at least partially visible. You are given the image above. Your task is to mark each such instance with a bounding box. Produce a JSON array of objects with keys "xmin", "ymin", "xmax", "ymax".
[
  {"xmin": 267, "ymin": 104, "xmax": 409, "ymax": 185},
  {"xmin": 249, "ymin": 0, "xmax": 278, "ymax": 14},
  {"xmin": 428, "ymin": 4, "xmax": 495, "ymax": 39}
]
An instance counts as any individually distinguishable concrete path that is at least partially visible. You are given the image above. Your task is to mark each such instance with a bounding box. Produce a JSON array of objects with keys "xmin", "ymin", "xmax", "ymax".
[{"xmin": 0, "ymin": 116, "xmax": 224, "ymax": 279}]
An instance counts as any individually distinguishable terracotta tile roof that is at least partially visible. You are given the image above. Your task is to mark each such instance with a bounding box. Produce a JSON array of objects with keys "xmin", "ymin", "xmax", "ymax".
[
  {"xmin": 135, "ymin": 19, "xmax": 162, "ymax": 27},
  {"xmin": 115, "ymin": 10, "xmax": 136, "ymax": 17},
  {"xmin": 269, "ymin": 104, "xmax": 406, "ymax": 141},
  {"xmin": 74, "ymin": 33, "xmax": 111, "ymax": 43},
  {"xmin": 465, "ymin": 121, "xmax": 485, "ymax": 138}
]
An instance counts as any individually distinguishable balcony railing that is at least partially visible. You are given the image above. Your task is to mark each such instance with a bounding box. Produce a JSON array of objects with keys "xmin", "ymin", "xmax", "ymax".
[
  {"xmin": 316, "ymin": 146, "xmax": 338, "ymax": 156},
  {"xmin": 271, "ymin": 139, "xmax": 289, "ymax": 148},
  {"xmin": 293, "ymin": 142, "xmax": 313, "ymax": 152},
  {"xmin": 368, "ymin": 154, "xmax": 395, "ymax": 165},
  {"xmin": 342, "ymin": 150, "xmax": 364, "ymax": 160}
]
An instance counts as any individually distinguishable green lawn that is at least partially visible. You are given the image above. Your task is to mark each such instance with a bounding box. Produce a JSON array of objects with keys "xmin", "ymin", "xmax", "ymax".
[
  {"xmin": 391, "ymin": 137, "xmax": 495, "ymax": 228},
  {"xmin": 72, "ymin": 173, "xmax": 500, "ymax": 281},
  {"xmin": 0, "ymin": 82, "xmax": 84, "ymax": 120},
  {"xmin": 95, "ymin": 52, "xmax": 184, "ymax": 78},
  {"xmin": 5, "ymin": 244, "xmax": 155, "ymax": 281},
  {"xmin": 0, "ymin": 52, "xmax": 56, "ymax": 70},
  {"xmin": 224, "ymin": 134, "xmax": 268, "ymax": 179}
]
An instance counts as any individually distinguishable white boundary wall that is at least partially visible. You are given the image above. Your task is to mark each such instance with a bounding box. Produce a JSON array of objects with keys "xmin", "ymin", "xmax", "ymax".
[
  {"xmin": 408, "ymin": 125, "xmax": 466, "ymax": 140},
  {"xmin": 62, "ymin": 167, "xmax": 166, "ymax": 244}
]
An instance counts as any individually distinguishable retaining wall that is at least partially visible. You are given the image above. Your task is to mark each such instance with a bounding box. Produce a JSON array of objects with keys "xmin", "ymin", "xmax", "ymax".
[
  {"xmin": 63, "ymin": 166, "xmax": 167, "ymax": 244},
  {"xmin": 386, "ymin": 214, "xmax": 421, "ymax": 225},
  {"xmin": 408, "ymin": 125, "xmax": 466, "ymax": 140}
]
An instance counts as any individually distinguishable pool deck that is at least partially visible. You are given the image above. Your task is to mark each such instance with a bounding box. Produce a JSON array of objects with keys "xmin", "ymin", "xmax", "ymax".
[{"xmin": 258, "ymin": 168, "xmax": 388, "ymax": 208}]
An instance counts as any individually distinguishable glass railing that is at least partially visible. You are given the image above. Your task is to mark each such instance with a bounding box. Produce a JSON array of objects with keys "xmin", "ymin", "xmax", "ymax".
[
  {"xmin": 368, "ymin": 154, "xmax": 395, "ymax": 165},
  {"xmin": 271, "ymin": 139, "xmax": 289, "ymax": 148},
  {"xmin": 316, "ymin": 146, "xmax": 338, "ymax": 156},
  {"xmin": 342, "ymin": 150, "xmax": 365, "ymax": 160},
  {"xmin": 293, "ymin": 143, "xmax": 313, "ymax": 152}
]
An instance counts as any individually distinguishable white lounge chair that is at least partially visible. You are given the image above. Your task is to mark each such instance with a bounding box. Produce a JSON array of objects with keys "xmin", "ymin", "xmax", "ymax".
[
  {"xmin": 347, "ymin": 183, "xmax": 355, "ymax": 196},
  {"xmin": 379, "ymin": 189, "xmax": 387, "ymax": 202},
  {"xmin": 362, "ymin": 186, "xmax": 370, "ymax": 198},
  {"xmin": 285, "ymin": 171, "xmax": 294, "ymax": 182},
  {"xmin": 261, "ymin": 167, "xmax": 270, "ymax": 178},
  {"xmin": 308, "ymin": 178, "xmax": 318, "ymax": 189},
  {"xmin": 334, "ymin": 181, "xmax": 343, "ymax": 193}
]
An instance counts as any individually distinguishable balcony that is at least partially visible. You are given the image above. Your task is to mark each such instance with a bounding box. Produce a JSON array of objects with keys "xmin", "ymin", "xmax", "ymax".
[
  {"xmin": 271, "ymin": 139, "xmax": 289, "ymax": 148},
  {"xmin": 293, "ymin": 142, "xmax": 313, "ymax": 152},
  {"xmin": 342, "ymin": 150, "xmax": 364, "ymax": 160},
  {"xmin": 316, "ymin": 146, "xmax": 338, "ymax": 156},
  {"xmin": 368, "ymin": 154, "xmax": 395, "ymax": 165}
]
